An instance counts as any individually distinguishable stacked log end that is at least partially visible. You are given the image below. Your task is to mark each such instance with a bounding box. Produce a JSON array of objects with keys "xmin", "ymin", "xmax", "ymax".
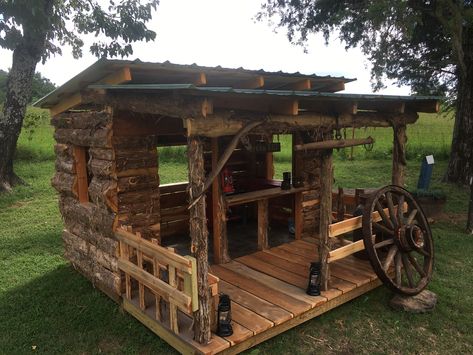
[{"xmin": 51, "ymin": 111, "xmax": 161, "ymax": 301}]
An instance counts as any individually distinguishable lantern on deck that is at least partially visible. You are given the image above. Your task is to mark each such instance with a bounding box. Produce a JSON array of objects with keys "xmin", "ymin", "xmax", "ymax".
[
  {"xmin": 306, "ymin": 262, "xmax": 321, "ymax": 296},
  {"xmin": 216, "ymin": 294, "xmax": 233, "ymax": 337}
]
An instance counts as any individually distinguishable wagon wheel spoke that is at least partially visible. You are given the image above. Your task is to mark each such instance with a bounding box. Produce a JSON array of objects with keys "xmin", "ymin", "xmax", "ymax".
[
  {"xmin": 401, "ymin": 253, "xmax": 415, "ymax": 288},
  {"xmin": 385, "ymin": 192, "xmax": 398, "ymax": 228},
  {"xmin": 374, "ymin": 238, "xmax": 394, "ymax": 249},
  {"xmin": 362, "ymin": 185, "xmax": 434, "ymax": 296},
  {"xmin": 394, "ymin": 252, "xmax": 402, "ymax": 286},
  {"xmin": 375, "ymin": 200, "xmax": 394, "ymax": 229},
  {"xmin": 383, "ymin": 245, "xmax": 398, "ymax": 271},
  {"xmin": 415, "ymin": 247, "xmax": 431, "ymax": 257},
  {"xmin": 406, "ymin": 209, "xmax": 418, "ymax": 225},
  {"xmin": 407, "ymin": 252, "xmax": 426, "ymax": 277},
  {"xmin": 373, "ymin": 222, "xmax": 394, "ymax": 236},
  {"xmin": 397, "ymin": 195, "xmax": 405, "ymax": 227}
]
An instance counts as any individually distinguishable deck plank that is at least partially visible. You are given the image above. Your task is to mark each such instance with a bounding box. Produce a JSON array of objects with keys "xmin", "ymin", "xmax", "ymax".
[
  {"xmin": 258, "ymin": 250, "xmax": 309, "ymax": 277},
  {"xmin": 211, "ymin": 264, "xmax": 311, "ymax": 316},
  {"xmin": 334, "ymin": 259, "xmax": 377, "ymax": 281},
  {"xmin": 225, "ymin": 260, "xmax": 326, "ymax": 308},
  {"xmin": 216, "ymin": 279, "xmax": 292, "ymax": 325},
  {"xmin": 289, "ymin": 240, "xmax": 319, "ymax": 253},
  {"xmin": 263, "ymin": 248, "xmax": 311, "ymax": 266},
  {"xmin": 277, "ymin": 243, "xmax": 317, "ymax": 259},
  {"xmin": 330, "ymin": 263, "xmax": 371, "ymax": 286},
  {"xmin": 223, "ymin": 322, "xmax": 253, "ymax": 346},
  {"xmin": 236, "ymin": 254, "xmax": 308, "ymax": 289},
  {"xmin": 231, "ymin": 302, "xmax": 274, "ymax": 335}
]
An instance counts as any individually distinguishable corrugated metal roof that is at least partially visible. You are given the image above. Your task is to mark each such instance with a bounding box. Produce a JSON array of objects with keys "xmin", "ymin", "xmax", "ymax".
[
  {"xmin": 34, "ymin": 58, "xmax": 355, "ymax": 107},
  {"xmin": 87, "ymin": 83, "xmax": 440, "ymax": 102}
]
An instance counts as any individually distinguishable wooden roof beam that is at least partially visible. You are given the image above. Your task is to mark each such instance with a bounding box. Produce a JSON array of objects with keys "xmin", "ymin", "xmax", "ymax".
[
  {"xmin": 213, "ymin": 96, "xmax": 298, "ymax": 116},
  {"xmin": 49, "ymin": 67, "xmax": 132, "ymax": 116},
  {"xmin": 319, "ymin": 81, "xmax": 345, "ymax": 93},
  {"xmin": 301, "ymin": 100, "xmax": 358, "ymax": 115},
  {"xmin": 185, "ymin": 111, "xmax": 418, "ymax": 137},
  {"xmin": 277, "ymin": 79, "xmax": 311, "ymax": 91},
  {"xmin": 233, "ymin": 75, "xmax": 265, "ymax": 89},
  {"xmin": 194, "ymin": 72, "xmax": 207, "ymax": 85}
]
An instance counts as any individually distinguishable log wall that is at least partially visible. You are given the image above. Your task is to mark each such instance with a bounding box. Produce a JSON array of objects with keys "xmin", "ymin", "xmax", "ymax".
[
  {"xmin": 52, "ymin": 110, "xmax": 121, "ymax": 300},
  {"xmin": 52, "ymin": 110, "xmax": 163, "ymax": 301}
]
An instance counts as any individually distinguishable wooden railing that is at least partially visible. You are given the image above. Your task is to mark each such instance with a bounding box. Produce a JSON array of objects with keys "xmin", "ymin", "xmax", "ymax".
[{"xmin": 115, "ymin": 226, "xmax": 198, "ymax": 335}]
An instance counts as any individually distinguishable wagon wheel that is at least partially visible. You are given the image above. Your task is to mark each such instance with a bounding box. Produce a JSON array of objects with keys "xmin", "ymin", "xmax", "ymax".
[{"xmin": 362, "ymin": 185, "xmax": 434, "ymax": 295}]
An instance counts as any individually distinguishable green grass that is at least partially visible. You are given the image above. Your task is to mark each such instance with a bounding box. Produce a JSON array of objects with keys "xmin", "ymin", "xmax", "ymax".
[{"xmin": 1, "ymin": 113, "xmax": 471, "ymax": 354}]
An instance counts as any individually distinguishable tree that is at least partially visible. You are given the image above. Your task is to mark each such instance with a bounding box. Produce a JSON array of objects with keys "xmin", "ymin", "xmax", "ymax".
[
  {"xmin": 257, "ymin": 1, "xmax": 473, "ymax": 186},
  {"xmin": 0, "ymin": 0, "xmax": 159, "ymax": 192},
  {"xmin": 0, "ymin": 70, "xmax": 56, "ymax": 104}
]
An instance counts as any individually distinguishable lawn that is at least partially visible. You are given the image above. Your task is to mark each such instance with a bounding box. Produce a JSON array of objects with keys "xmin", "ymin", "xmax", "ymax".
[{"xmin": 0, "ymin": 111, "xmax": 472, "ymax": 354}]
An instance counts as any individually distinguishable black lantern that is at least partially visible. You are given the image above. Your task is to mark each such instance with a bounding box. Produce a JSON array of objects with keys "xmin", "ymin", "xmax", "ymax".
[
  {"xmin": 306, "ymin": 262, "xmax": 321, "ymax": 296},
  {"xmin": 281, "ymin": 172, "xmax": 292, "ymax": 190},
  {"xmin": 216, "ymin": 294, "xmax": 233, "ymax": 337}
]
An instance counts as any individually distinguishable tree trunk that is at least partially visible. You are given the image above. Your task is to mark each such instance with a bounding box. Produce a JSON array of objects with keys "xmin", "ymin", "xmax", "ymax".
[
  {"xmin": 0, "ymin": 1, "xmax": 52, "ymax": 192},
  {"xmin": 445, "ymin": 61, "xmax": 473, "ymax": 185},
  {"xmin": 187, "ymin": 136, "xmax": 211, "ymax": 344},
  {"xmin": 468, "ymin": 179, "xmax": 473, "ymax": 234}
]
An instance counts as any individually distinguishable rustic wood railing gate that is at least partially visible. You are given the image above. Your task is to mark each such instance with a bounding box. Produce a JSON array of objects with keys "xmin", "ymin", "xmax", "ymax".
[{"xmin": 115, "ymin": 226, "xmax": 199, "ymax": 335}]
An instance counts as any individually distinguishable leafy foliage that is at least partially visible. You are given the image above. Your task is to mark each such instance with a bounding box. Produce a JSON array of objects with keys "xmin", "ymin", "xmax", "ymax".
[
  {"xmin": 257, "ymin": 1, "xmax": 473, "ymax": 104},
  {"xmin": 0, "ymin": 70, "xmax": 56, "ymax": 104},
  {"xmin": 0, "ymin": 0, "xmax": 159, "ymax": 60}
]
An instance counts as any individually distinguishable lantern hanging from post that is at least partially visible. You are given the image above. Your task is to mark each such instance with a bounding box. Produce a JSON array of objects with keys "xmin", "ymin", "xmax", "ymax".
[
  {"xmin": 216, "ymin": 294, "xmax": 233, "ymax": 337},
  {"xmin": 221, "ymin": 167, "xmax": 235, "ymax": 194},
  {"xmin": 306, "ymin": 262, "xmax": 321, "ymax": 296}
]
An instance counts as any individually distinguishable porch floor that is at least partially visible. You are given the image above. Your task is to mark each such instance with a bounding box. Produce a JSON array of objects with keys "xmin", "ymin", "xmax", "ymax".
[{"xmin": 123, "ymin": 238, "xmax": 382, "ymax": 355}]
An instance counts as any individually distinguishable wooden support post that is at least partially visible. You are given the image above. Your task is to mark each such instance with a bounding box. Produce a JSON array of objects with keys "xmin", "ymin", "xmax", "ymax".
[
  {"xmin": 336, "ymin": 187, "xmax": 345, "ymax": 222},
  {"xmin": 187, "ymin": 136, "xmax": 211, "ymax": 344},
  {"xmin": 294, "ymin": 192, "xmax": 302, "ymax": 240},
  {"xmin": 211, "ymin": 138, "xmax": 230, "ymax": 264},
  {"xmin": 392, "ymin": 123, "xmax": 407, "ymax": 186},
  {"xmin": 257, "ymin": 199, "xmax": 269, "ymax": 250},
  {"xmin": 319, "ymin": 149, "xmax": 333, "ymax": 291}
]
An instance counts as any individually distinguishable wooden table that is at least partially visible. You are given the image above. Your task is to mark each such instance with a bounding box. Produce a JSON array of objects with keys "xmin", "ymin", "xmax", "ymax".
[{"xmin": 225, "ymin": 186, "xmax": 307, "ymax": 250}]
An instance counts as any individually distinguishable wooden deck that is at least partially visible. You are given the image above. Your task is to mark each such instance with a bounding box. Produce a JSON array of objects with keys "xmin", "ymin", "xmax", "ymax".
[{"xmin": 123, "ymin": 238, "xmax": 382, "ymax": 354}]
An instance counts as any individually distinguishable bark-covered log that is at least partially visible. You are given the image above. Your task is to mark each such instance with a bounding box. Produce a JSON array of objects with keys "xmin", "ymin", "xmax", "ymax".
[
  {"xmin": 51, "ymin": 111, "xmax": 111, "ymax": 129},
  {"xmin": 54, "ymin": 143, "xmax": 73, "ymax": 158},
  {"xmin": 82, "ymin": 90, "xmax": 207, "ymax": 119},
  {"xmin": 115, "ymin": 155, "xmax": 157, "ymax": 172},
  {"xmin": 118, "ymin": 199, "xmax": 159, "ymax": 215},
  {"xmin": 63, "ymin": 232, "xmax": 121, "ymax": 299},
  {"xmin": 62, "ymin": 229, "xmax": 118, "ymax": 272},
  {"xmin": 392, "ymin": 123, "xmax": 407, "ymax": 186},
  {"xmin": 88, "ymin": 158, "xmax": 115, "ymax": 178},
  {"xmin": 59, "ymin": 196, "xmax": 116, "ymax": 237},
  {"xmin": 63, "ymin": 217, "xmax": 118, "ymax": 256},
  {"xmin": 187, "ymin": 136, "xmax": 211, "ymax": 344},
  {"xmin": 319, "ymin": 149, "xmax": 333, "ymax": 291},
  {"xmin": 89, "ymin": 147, "xmax": 114, "ymax": 161},
  {"xmin": 117, "ymin": 175, "xmax": 159, "ymax": 193},
  {"xmin": 118, "ymin": 189, "xmax": 160, "ymax": 205},
  {"xmin": 51, "ymin": 172, "xmax": 77, "ymax": 196},
  {"xmin": 55, "ymin": 155, "xmax": 75, "ymax": 174},
  {"xmin": 88, "ymin": 177, "xmax": 117, "ymax": 212},
  {"xmin": 54, "ymin": 126, "xmax": 112, "ymax": 148}
]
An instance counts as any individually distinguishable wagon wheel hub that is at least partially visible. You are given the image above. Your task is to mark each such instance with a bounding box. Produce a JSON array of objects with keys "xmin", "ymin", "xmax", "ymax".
[
  {"xmin": 395, "ymin": 224, "xmax": 425, "ymax": 252},
  {"xmin": 362, "ymin": 185, "xmax": 434, "ymax": 296}
]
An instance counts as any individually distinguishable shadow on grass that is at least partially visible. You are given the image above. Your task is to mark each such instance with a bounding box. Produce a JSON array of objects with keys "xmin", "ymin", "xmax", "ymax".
[{"xmin": 0, "ymin": 264, "xmax": 178, "ymax": 354}]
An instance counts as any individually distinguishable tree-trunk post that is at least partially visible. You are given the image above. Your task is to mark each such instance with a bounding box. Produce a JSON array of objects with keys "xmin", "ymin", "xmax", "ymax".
[
  {"xmin": 187, "ymin": 136, "xmax": 211, "ymax": 344},
  {"xmin": 392, "ymin": 122, "xmax": 407, "ymax": 186},
  {"xmin": 319, "ymin": 149, "xmax": 333, "ymax": 291},
  {"xmin": 468, "ymin": 177, "xmax": 473, "ymax": 234},
  {"xmin": 211, "ymin": 138, "xmax": 230, "ymax": 264}
]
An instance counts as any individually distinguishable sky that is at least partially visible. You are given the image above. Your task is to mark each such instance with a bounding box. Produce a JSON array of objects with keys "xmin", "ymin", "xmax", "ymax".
[{"xmin": 0, "ymin": 0, "xmax": 410, "ymax": 95}]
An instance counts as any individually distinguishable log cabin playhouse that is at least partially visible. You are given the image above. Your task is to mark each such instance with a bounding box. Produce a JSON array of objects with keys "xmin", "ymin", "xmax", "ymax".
[{"xmin": 36, "ymin": 59, "xmax": 439, "ymax": 354}]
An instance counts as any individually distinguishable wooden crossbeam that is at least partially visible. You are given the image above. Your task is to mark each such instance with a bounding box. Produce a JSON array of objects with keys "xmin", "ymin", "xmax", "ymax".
[
  {"xmin": 278, "ymin": 79, "xmax": 311, "ymax": 91},
  {"xmin": 194, "ymin": 72, "xmax": 207, "ymax": 85},
  {"xmin": 328, "ymin": 239, "xmax": 365, "ymax": 263},
  {"xmin": 294, "ymin": 137, "xmax": 374, "ymax": 151},
  {"xmin": 234, "ymin": 75, "xmax": 264, "ymax": 89},
  {"xmin": 49, "ymin": 67, "xmax": 132, "ymax": 116},
  {"xmin": 213, "ymin": 96, "xmax": 299, "ymax": 115}
]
